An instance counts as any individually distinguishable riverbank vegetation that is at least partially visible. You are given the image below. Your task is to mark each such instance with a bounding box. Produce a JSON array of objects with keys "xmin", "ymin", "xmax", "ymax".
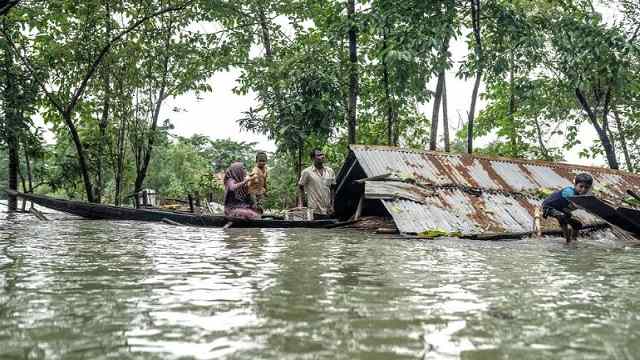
[{"xmin": 1, "ymin": 0, "xmax": 640, "ymax": 208}]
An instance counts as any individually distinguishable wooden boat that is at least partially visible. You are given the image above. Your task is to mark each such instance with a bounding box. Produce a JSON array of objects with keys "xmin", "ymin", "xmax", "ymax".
[
  {"xmin": 6, "ymin": 190, "xmax": 337, "ymax": 228},
  {"xmin": 570, "ymin": 195, "xmax": 640, "ymax": 236}
]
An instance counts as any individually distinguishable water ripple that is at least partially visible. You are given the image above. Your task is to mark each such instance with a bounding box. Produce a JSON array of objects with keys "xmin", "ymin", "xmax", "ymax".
[{"xmin": 1, "ymin": 214, "xmax": 640, "ymax": 359}]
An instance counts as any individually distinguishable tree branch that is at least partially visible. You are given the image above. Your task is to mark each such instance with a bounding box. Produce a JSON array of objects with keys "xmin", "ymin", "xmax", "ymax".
[
  {"xmin": 0, "ymin": 0, "xmax": 20, "ymax": 16},
  {"xmin": 602, "ymin": 87, "xmax": 612, "ymax": 129},
  {"xmin": 0, "ymin": 27, "xmax": 65, "ymax": 115},
  {"xmin": 575, "ymin": 88, "xmax": 598, "ymax": 126},
  {"xmin": 629, "ymin": 22, "xmax": 640, "ymax": 43},
  {"xmin": 66, "ymin": 0, "xmax": 195, "ymax": 115}
]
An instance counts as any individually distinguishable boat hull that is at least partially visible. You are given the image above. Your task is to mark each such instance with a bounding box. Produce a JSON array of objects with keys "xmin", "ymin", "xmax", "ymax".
[
  {"xmin": 6, "ymin": 190, "xmax": 336, "ymax": 228},
  {"xmin": 570, "ymin": 195, "xmax": 640, "ymax": 236}
]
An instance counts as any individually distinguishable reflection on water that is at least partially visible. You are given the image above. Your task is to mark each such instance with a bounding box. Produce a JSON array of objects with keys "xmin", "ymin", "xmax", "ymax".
[{"xmin": 1, "ymin": 211, "xmax": 640, "ymax": 359}]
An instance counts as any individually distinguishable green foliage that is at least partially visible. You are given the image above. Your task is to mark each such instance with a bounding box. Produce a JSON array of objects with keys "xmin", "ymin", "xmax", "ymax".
[
  {"xmin": 237, "ymin": 28, "xmax": 345, "ymax": 167},
  {"xmin": 261, "ymin": 152, "xmax": 299, "ymax": 210},
  {"xmin": 146, "ymin": 136, "xmax": 223, "ymax": 199},
  {"xmin": 455, "ymin": 0, "xmax": 640, "ymax": 169}
]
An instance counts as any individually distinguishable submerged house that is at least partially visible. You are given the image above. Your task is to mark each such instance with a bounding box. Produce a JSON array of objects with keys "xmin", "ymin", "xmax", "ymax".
[{"xmin": 335, "ymin": 145, "xmax": 640, "ymax": 238}]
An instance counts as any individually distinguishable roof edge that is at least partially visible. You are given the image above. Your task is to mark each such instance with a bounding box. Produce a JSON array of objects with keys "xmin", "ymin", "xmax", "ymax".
[{"xmin": 348, "ymin": 144, "xmax": 640, "ymax": 179}]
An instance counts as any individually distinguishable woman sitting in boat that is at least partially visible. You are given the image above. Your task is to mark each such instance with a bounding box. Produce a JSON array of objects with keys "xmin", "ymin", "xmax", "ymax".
[{"xmin": 223, "ymin": 162, "xmax": 260, "ymax": 219}]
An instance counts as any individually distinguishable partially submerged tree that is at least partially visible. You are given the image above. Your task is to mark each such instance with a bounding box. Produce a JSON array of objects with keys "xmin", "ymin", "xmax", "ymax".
[{"xmin": 2, "ymin": 0, "xmax": 196, "ymax": 202}]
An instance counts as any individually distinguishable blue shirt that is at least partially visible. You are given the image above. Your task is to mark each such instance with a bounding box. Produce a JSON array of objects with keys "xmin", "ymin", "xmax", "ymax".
[
  {"xmin": 561, "ymin": 187, "xmax": 577, "ymax": 199},
  {"xmin": 543, "ymin": 186, "xmax": 576, "ymax": 211}
]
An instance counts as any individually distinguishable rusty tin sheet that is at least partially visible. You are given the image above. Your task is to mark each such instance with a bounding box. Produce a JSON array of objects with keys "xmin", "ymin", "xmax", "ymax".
[{"xmin": 350, "ymin": 145, "xmax": 639, "ymax": 235}]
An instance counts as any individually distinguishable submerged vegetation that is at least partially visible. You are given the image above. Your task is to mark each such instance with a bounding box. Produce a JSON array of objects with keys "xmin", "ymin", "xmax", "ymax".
[{"xmin": 1, "ymin": 0, "xmax": 640, "ymax": 207}]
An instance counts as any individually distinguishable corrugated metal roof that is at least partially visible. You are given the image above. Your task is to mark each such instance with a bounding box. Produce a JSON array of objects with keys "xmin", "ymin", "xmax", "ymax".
[{"xmin": 346, "ymin": 145, "xmax": 640, "ymax": 236}]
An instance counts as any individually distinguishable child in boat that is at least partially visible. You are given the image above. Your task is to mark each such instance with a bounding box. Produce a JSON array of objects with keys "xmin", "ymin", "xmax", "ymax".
[
  {"xmin": 223, "ymin": 162, "xmax": 260, "ymax": 219},
  {"xmin": 542, "ymin": 173, "xmax": 593, "ymax": 243},
  {"xmin": 248, "ymin": 152, "xmax": 268, "ymax": 214}
]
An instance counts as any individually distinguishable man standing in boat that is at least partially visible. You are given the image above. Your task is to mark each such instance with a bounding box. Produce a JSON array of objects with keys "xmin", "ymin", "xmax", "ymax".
[
  {"xmin": 298, "ymin": 148, "xmax": 336, "ymax": 219},
  {"xmin": 542, "ymin": 173, "xmax": 593, "ymax": 244}
]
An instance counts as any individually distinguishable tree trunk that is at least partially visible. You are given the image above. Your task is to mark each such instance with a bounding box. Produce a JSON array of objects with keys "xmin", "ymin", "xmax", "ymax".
[
  {"xmin": 381, "ymin": 24, "xmax": 394, "ymax": 146},
  {"xmin": 468, "ymin": 74, "xmax": 481, "ymax": 154},
  {"xmin": 296, "ymin": 145, "xmax": 303, "ymax": 206},
  {"xmin": 430, "ymin": 36, "xmax": 449, "ymax": 151},
  {"xmin": 23, "ymin": 137, "xmax": 33, "ymax": 193},
  {"xmin": 7, "ymin": 137, "xmax": 19, "ymax": 210},
  {"xmin": 575, "ymin": 88, "xmax": 619, "ymax": 170},
  {"xmin": 382, "ymin": 61, "xmax": 394, "ymax": 145},
  {"xmin": 63, "ymin": 112, "xmax": 96, "ymax": 201},
  {"xmin": 392, "ymin": 112, "xmax": 400, "ymax": 146},
  {"xmin": 297, "ymin": 145, "xmax": 303, "ymax": 181},
  {"xmin": 613, "ymin": 109, "xmax": 633, "ymax": 172},
  {"xmin": 442, "ymin": 76, "xmax": 450, "ymax": 152},
  {"xmin": 114, "ymin": 113, "xmax": 127, "ymax": 206},
  {"xmin": 96, "ymin": 1, "xmax": 112, "ymax": 204},
  {"xmin": 3, "ymin": 33, "xmax": 19, "ymax": 210},
  {"xmin": 18, "ymin": 168, "xmax": 26, "ymax": 194},
  {"xmin": 133, "ymin": 88, "xmax": 166, "ymax": 193},
  {"xmin": 347, "ymin": 0, "xmax": 358, "ymax": 145},
  {"xmin": 134, "ymin": 19, "xmax": 172, "ymax": 193},
  {"xmin": 97, "ymin": 95, "xmax": 110, "ymax": 203},
  {"xmin": 508, "ymin": 65, "xmax": 518, "ymax": 157},
  {"xmin": 467, "ymin": 0, "xmax": 483, "ymax": 155},
  {"xmin": 430, "ymin": 71, "xmax": 445, "ymax": 151},
  {"xmin": 534, "ymin": 117, "xmax": 550, "ymax": 161},
  {"xmin": 258, "ymin": 6, "xmax": 273, "ymax": 59}
]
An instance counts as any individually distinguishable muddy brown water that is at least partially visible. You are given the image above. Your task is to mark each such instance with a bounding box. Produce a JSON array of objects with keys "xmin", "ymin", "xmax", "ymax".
[{"xmin": 1, "ymin": 209, "xmax": 640, "ymax": 359}]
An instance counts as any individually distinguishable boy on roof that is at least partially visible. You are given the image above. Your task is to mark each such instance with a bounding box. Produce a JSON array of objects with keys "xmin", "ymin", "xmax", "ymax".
[{"xmin": 542, "ymin": 173, "xmax": 593, "ymax": 244}]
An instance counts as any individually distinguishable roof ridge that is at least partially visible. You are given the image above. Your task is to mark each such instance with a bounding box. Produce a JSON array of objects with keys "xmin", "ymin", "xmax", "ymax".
[{"xmin": 349, "ymin": 144, "xmax": 640, "ymax": 178}]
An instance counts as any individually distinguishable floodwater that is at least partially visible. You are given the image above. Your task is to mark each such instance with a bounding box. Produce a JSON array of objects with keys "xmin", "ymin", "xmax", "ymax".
[{"xmin": 1, "ymin": 210, "xmax": 640, "ymax": 360}]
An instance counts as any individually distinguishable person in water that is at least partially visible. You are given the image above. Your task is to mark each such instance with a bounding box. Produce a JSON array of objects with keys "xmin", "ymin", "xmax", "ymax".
[
  {"xmin": 223, "ymin": 162, "xmax": 260, "ymax": 219},
  {"xmin": 298, "ymin": 148, "xmax": 336, "ymax": 219},
  {"xmin": 542, "ymin": 173, "xmax": 593, "ymax": 243},
  {"xmin": 248, "ymin": 152, "xmax": 268, "ymax": 214}
]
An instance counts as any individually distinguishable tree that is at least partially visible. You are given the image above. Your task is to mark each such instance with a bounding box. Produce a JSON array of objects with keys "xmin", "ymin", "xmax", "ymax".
[
  {"xmin": 548, "ymin": 11, "xmax": 635, "ymax": 169},
  {"xmin": 0, "ymin": 15, "xmax": 41, "ymax": 209},
  {"xmin": 467, "ymin": 0, "xmax": 483, "ymax": 154},
  {"xmin": 238, "ymin": 35, "xmax": 344, "ymax": 177},
  {"xmin": 461, "ymin": 0, "xmax": 546, "ymax": 158},
  {"xmin": 347, "ymin": 0, "xmax": 358, "ymax": 145},
  {"xmin": 0, "ymin": 18, "xmax": 19, "ymax": 210},
  {"xmin": 128, "ymin": 4, "xmax": 218, "ymax": 193},
  {"xmin": 234, "ymin": 1, "xmax": 345, "ymax": 178},
  {"xmin": 2, "ymin": 0, "xmax": 195, "ymax": 202},
  {"xmin": 429, "ymin": 0, "xmax": 457, "ymax": 151}
]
